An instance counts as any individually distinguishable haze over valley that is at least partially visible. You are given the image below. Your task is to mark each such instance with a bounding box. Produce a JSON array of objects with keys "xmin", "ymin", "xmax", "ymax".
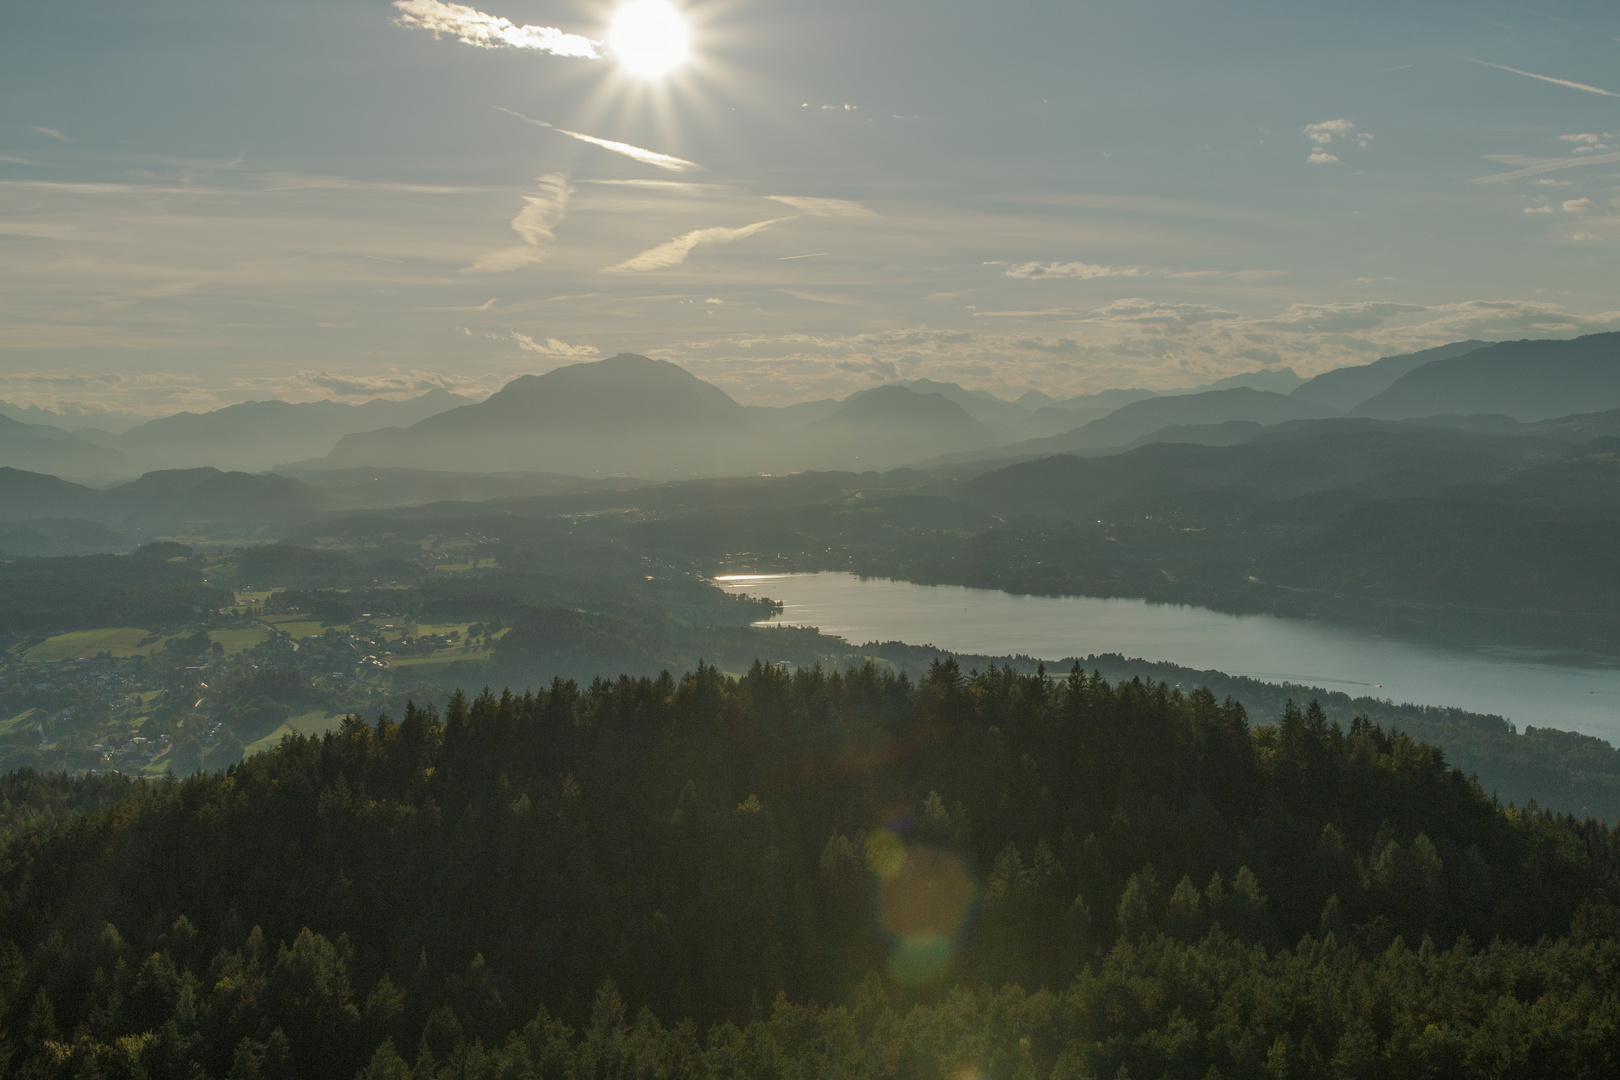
[{"xmin": 7, "ymin": 1, "xmax": 1620, "ymax": 1075}]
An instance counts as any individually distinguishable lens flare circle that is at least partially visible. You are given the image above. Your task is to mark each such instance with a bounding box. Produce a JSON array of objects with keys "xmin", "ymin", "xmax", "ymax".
[{"xmin": 608, "ymin": 0, "xmax": 691, "ymax": 78}]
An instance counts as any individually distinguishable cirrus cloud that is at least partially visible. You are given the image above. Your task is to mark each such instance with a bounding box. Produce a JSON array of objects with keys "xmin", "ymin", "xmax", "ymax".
[
  {"xmin": 765, "ymin": 196, "xmax": 876, "ymax": 217},
  {"xmin": 391, "ymin": 0, "xmax": 600, "ymax": 58},
  {"xmin": 465, "ymin": 173, "xmax": 572, "ymax": 274},
  {"xmin": 1004, "ymin": 261, "xmax": 1143, "ymax": 279},
  {"xmin": 605, "ymin": 218, "xmax": 790, "ymax": 273}
]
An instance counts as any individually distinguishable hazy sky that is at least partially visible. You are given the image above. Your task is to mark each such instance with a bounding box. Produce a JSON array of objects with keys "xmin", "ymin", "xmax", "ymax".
[{"xmin": 4, "ymin": 0, "xmax": 1620, "ymax": 414}]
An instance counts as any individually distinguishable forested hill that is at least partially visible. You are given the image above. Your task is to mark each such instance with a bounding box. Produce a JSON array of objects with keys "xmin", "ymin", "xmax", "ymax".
[{"xmin": 4, "ymin": 664, "xmax": 1620, "ymax": 1078}]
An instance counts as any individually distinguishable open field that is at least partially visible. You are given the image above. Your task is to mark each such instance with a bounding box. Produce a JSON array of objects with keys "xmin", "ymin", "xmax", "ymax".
[
  {"xmin": 22, "ymin": 628, "xmax": 157, "ymax": 662},
  {"xmin": 206, "ymin": 628, "xmax": 270, "ymax": 655},
  {"xmin": 0, "ymin": 709, "xmax": 40, "ymax": 737},
  {"xmin": 261, "ymin": 617, "xmax": 328, "ymax": 639},
  {"xmin": 411, "ymin": 622, "xmax": 471, "ymax": 638},
  {"xmin": 388, "ymin": 647, "xmax": 492, "ymax": 669},
  {"xmin": 243, "ymin": 710, "xmax": 346, "ymax": 757}
]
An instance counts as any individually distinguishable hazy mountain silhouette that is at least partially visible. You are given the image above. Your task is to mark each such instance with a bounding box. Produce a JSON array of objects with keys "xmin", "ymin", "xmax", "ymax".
[
  {"xmin": 0, "ymin": 414, "xmax": 132, "ymax": 481},
  {"xmin": 1167, "ymin": 368, "xmax": 1304, "ymax": 396},
  {"xmin": 959, "ymin": 426, "xmax": 1557, "ymax": 523},
  {"xmin": 895, "ymin": 378, "xmax": 1028, "ymax": 429},
  {"xmin": 0, "ymin": 401, "xmax": 152, "ymax": 435},
  {"xmin": 1005, "ymin": 387, "xmax": 1341, "ymax": 455},
  {"xmin": 325, "ymin": 354, "xmax": 754, "ymax": 476},
  {"xmin": 1114, "ymin": 419, "xmax": 1266, "ymax": 451},
  {"xmin": 0, "ymin": 467, "xmax": 105, "ymax": 521},
  {"xmin": 0, "ymin": 467, "xmax": 327, "ymax": 528},
  {"xmin": 322, "ymin": 357, "xmax": 1010, "ymax": 477},
  {"xmin": 1022, "ymin": 387, "xmax": 1157, "ymax": 413},
  {"xmin": 1292, "ymin": 341, "xmax": 1486, "ymax": 411},
  {"xmin": 106, "ymin": 390, "xmax": 470, "ymax": 473},
  {"xmin": 779, "ymin": 385, "xmax": 1003, "ymax": 470},
  {"xmin": 1012, "ymin": 388, "xmax": 1162, "ymax": 439},
  {"xmin": 1351, "ymin": 333, "xmax": 1620, "ymax": 421}
]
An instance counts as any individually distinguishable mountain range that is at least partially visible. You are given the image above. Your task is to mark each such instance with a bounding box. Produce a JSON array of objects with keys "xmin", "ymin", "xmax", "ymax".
[
  {"xmin": 0, "ymin": 391, "xmax": 471, "ymax": 481},
  {"xmin": 2, "ymin": 332, "xmax": 1616, "ymax": 485},
  {"xmin": 313, "ymin": 332, "xmax": 1620, "ymax": 477}
]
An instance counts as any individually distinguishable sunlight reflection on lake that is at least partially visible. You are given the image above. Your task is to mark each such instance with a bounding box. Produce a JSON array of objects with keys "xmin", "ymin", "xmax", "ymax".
[{"xmin": 717, "ymin": 571, "xmax": 1620, "ymax": 743}]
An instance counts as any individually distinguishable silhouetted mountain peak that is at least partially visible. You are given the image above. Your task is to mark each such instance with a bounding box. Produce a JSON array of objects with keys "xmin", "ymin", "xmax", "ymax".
[
  {"xmin": 816, "ymin": 386, "xmax": 990, "ymax": 432},
  {"xmin": 474, "ymin": 353, "xmax": 748, "ymax": 429}
]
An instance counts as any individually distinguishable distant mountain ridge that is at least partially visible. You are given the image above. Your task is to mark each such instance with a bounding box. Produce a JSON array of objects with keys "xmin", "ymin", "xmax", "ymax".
[
  {"xmin": 0, "ymin": 414, "xmax": 131, "ymax": 481},
  {"xmin": 325, "ymin": 355, "xmax": 754, "ymax": 476},
  {"xmin": 1291, "ymin": 341, "xmax": 1486, "ymax": 411},
  {"xmin": 323, "ymin": 355, "xmax": 1009, "ymax": 477},
  {"xmin": 1351, "ymin": 333, "xmax": 1620, "ymax": 421},
  {"xmin": 109, "ymin": 390, "xmax": 471, "ymax": 473},
  {"xmin": 6, "ymin": 333, "xmax": 1618, "ymax": 491},
  {"xmin": 0, "ymin": 391, "xmax": 472, "ymax": 481},
  {"xmin": 0, "ymin": 467, "xmax": 328, "ymax": 527}
]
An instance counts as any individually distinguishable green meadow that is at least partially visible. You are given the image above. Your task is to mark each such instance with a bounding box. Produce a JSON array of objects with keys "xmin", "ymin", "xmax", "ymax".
[{"xmin": 22, "ymin": 628, "xmax": 157, "ymax": 662}]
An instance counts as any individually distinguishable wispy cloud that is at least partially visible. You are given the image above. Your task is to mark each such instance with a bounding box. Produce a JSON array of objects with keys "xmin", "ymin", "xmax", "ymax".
[
  {"xmin": 495, "ymin": 107, "xmax": 700, "ymax": 172},
  {"xmin": 1468, "ymin": 150, "xmax": 1620, "ymax": 183},
  {"xmin": 0, "ymin": 156, "xmax": 45, "ymax": 166},
  {"xmin": 1468, "ymin": 59, "xmax": 1619, "ymax": 98},
  {"xmin": 1004, "ymin": 261, "xmax": 1143, "ymax": 279},
  {"xmin": 300, "ymin": 369, "xmax": 493, "ymax": 397},
  {"xmin": 766, "ymin": 196, "xmax": 876, "ymax": 217},
  {"xmin": 581, "ymin": 178, "xmax": 706, "ymax": 189},
  {"xmin": 25, "ymin": 126, "xmax": 68, "ymax": 141},
  {"xmin": 466, "ymin": 173, "xmax": 572, "ymax": 273},
  {"xmin": 511, "ymin": 332, "xmax": 599, "ymax": 357},
  {"xmin": 392, "ymin": 0, "xmax": 600, "ymax": 58},
  {"xmin": 606, "ymin": 218, "xmax": 789, "ymax": 273},
  {"xmin": 1303, "ymin": 119, "xmax": 1372, "ymax": 164},
  {"xmin": 999, "ymin": 260, "xmax": 1280, "ymax": 282}
]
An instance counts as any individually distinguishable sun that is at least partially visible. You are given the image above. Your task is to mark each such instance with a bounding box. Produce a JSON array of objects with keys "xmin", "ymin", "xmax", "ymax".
[{"xmin": 608, "ymin": 0, "xmax": 692, "ymax": 79}]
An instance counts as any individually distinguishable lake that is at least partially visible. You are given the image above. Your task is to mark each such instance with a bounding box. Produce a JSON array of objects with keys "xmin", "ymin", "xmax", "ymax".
[{"xmin": 716, "ymin": 572, "xmax": 1620, "ymax": 743}]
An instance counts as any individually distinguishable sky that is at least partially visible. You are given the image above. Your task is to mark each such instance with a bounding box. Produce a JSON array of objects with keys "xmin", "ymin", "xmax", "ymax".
[{"xmin": 3, "ymin": 0, "xmax": 1620, "ymax": 417}]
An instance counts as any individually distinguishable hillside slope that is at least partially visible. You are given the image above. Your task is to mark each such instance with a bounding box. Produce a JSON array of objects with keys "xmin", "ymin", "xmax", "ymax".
[
  {"xmin": 111, "ymin": 390, "xmax": 470, "ymax": 472},
  {"xmin": 1292, "ymin": 341, "xmax": 1486, "ymax": 410},
  {"xmin": 1353, "ymin": 332, "xmax": 1620, "ymax": 421}
]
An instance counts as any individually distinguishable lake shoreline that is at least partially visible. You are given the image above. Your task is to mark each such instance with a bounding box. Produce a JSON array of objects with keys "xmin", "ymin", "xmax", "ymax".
[{"xmin": 718, "ymin": 571, "xmax": 1620, "ymax": 745}]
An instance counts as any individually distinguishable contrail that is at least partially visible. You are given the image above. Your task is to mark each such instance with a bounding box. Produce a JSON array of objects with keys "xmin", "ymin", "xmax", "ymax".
[
  {"xmin": 495, "ymin": 107, "xmax": 702, "ymax": 173},
  {"xmin": 1467, "ymin": 150, "xmax": 1620, "ymax": 183},
  {"xmin": 1468, "ymin": 59, "xmax": 1620, "ymax": 98}
]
